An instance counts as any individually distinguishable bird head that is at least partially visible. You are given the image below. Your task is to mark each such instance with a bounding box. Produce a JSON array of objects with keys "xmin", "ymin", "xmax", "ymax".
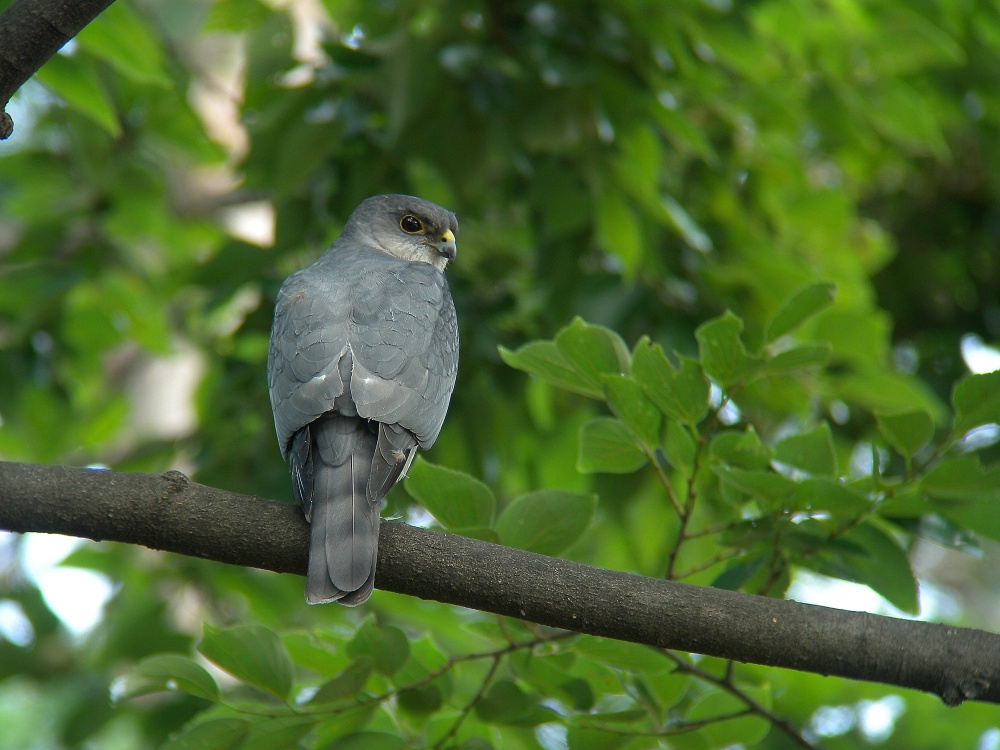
[{"xmin": 343, "ymin": 194, "xmax": 459, "ymax": 272}]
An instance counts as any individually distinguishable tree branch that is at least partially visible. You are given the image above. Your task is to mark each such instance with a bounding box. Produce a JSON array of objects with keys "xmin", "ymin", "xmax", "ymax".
[
  {"xmin": 1, "ymin": 460, "xmax": 998, "ymax": 707},
  {"xmin": 0, "ymin": 0, "xmax": 117, "ymax": 139}
]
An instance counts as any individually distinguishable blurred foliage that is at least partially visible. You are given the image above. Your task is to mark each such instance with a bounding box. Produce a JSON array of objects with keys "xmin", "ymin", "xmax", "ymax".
[{"xmin": 2, "ymin": 0, "xmax": 1000, "ymax": 748}]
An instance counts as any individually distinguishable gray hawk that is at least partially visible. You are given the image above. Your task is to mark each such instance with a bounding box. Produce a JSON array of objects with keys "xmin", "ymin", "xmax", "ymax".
[{"xmin": 267, "ymin": 194, "xmax": 459, "ymax": 605}]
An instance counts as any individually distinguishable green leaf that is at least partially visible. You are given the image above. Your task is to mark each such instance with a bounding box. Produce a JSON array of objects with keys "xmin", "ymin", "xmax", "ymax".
[
  {"xmin": 877, "ymin": 410, "xmax": 935, "ymax": 458},
  {"xmin": 645, "ymin": 670, "xmax": 692, "ymax": 712},
  {"xmin": 921, "ymin": 456, "xmax": 1000, "ymax": 502},
  {"xmin": 791, "ymin": 478, "xmax": 871, "ymax": 519},
  {"xmin": 405, "ymin": 159, "xmax": 458, "ymax": 212},
  {"xmin": 878, "ymin": 488, "xmax": 932, "ymax": 518},
  {"xmin": 272, "ymin": 121, "xmax": 336, "ymax": 198},
  {"xmin": 332, "ymin": 732, "xmax": 409, "ymax": 750},
  {"xmin": 404, "ymin": 457, "xmax": 495, "ymax": 529},
  {"xmin": 76, "ymin": 3, "xmax": 171, "ymax": 86},
  {"xmin": 242, "ymin": 717, "xmax": 316, "ymax": 750},
  {"xmin": 840, "ymin": 523, "xmax": 919, "ymax": 614},
  {"xmin": 663, "ymin": 420, "xmax": 697, "ymax": 471},
  {"xmin": 595, "ymin": 192, "xmax": 644, "ymax": 275},
  {"xmin": 495, "ymin": 490, "xmax": 597, "ymax": 556},
  {"xmin": 574, "ymin": 637, "xmax": 671, "ymax": 673},
  {"xmin": 162, "ymin": 719, "xmax": 250, "ymax": 750},
  {"xmin": 395, "ymin": 635, "xmax": 448, "ymax": 683},
  {"xmin": 114, "ymin": 654, "xmax": 220, "ymax": 703},
  {"xmin": 766, "ymin": 342, "xmax": 832, "ymax": 372},
  {"xmin": 688, "ymin": 683, "xmax": 771, "ymax": 747},
  {"xmin": 346, "ymin": 621, "xmax": 409, "ymax": 676},
  {"xmin": 712, "ymin": 559, "xmax": 765, "ymax": 591},
  {"xmin": 34, "ymin": 55, "xmax": 120, "ymax": 136},
  {"xmin": 554, "ymin": 317, "xmax": 631, "ymax": 395},
  {"xmin": 942, "ymin": 503, "xmax": 1000, "ymax": 545},
  {"xmin": 499, "ymin": 341, "xmax": 601, "ymax": 399},
  {"xmin": 602, "ymin": 374, "xmax": 661, "ymax": 445},
  {"xmin": 398, "ymin": 684, "xmax": 443, "ymax": 716},
  {"xmin": 952, "ymin": 370, "xmax": 1000, "ymax": 437},
  {"xmin": 661, "ymin": 193, "xmax": 713, "ymax": 253},
  {"xmin": 614, "ymin": 124, "xmax": 661, "ymax": 204},
  {"xmin": 711, "ymin": 426, "xmax": 772, "ymax": 470},
  {"xmin": 204, "ymin": 0, "xmax": 272, "ymax": 31},
  {"xmin": 868, "ymin": 8, "xmax": 964, "ymax": 76},
  {"xmin": 765, "ymin": 282, "xmax": 837, "ymax": 342},
  {"xmin": 282, "ymin": 632, "xmax": 344, "ymax": 676},
  {"xmin": 696, "ymin": 311, "xmax": 760, "ymax": 388},
  {"xmin": 578, "ymin": 417, "xmax": 647, "ymax": 474},
  {"xmin": 630, "ymin": 339, "xmax": 710, "ymax": 424},
  {"xmin": 915, "ymin": 514, "xmax": 980, "ymax": 555},
  {"xmin": 198, "ymin": 624, "xmax": 293, "ymax": 700},
  {"xmin": 773, "ymin": 422, "xmax": 837, "ymax": 476},
  {"xmin": 309, "ymin": 659, "xmax": 373, "ymax": 706},
  {"xmin": 713, "ymin": 467, "xmax": 796, "ymax": 505},
  {"xmin": 834, "ymin": 371, "xmax": 947, "ymax": 422},
  {"xmin": 566, "ymin": 727, "xmax": 630, "ymax": 750},
  {"xmin": 474, "ymin": 680, "xmax": 538, "ymax": 724},
  {"xmin": 864, "ymin": 80, "xmax": 948, "ymax": 158},
  {"xmin": 813, "ymin": 307, "xmax": 892, "ymax": 370},
  {"xmin": 654, "ymin": 106, "xmax": 719, "ymax": 164},
  {"xmin": 578, "ymin": 709, "xmax": 648, "ymax": 725},
  {"xmin": 509, "ymin": 651, "xmax": 594, "ymax": 711}
]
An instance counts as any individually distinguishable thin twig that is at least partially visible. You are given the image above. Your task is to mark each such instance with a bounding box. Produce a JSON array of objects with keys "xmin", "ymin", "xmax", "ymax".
[
  {"xmin": 674, "ymin": 548, "xmax": 743, "ymax": 580},
  {"xmin": 432, "ymin": 653, "xmax": 503, "ymax": 749},
  {"xmin": 356, "ymin": 631, "xmax": 575, "ymax": 712},
  {"xmin": 663, "ymin": 651, "xmax": 817, "ymax": 750},
  {"xmin": 644, "ymin": 442, "xmax": 685, "ymax": 516}
]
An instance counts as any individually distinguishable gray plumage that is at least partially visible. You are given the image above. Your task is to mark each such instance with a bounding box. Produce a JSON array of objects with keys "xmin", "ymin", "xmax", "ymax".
[{"xmin": 267, "ymin": 194, "xmax": 459, "ymax": 605}]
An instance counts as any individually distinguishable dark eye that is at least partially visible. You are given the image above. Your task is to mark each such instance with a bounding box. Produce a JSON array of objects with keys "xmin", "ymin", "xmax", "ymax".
[{"xmin": 400, "ymin": 215, "xmax": 424, "ymax": 233}]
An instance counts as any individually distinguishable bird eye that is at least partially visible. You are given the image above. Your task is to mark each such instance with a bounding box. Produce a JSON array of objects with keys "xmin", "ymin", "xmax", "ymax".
[{"xmin": 400, "ymin": 215, "xmax": 424, "ymax": 234}]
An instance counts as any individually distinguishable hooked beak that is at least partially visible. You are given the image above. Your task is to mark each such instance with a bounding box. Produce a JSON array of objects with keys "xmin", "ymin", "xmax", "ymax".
[{"xmin": 435, "ymin": 228, "xmax": 457, "ymax": 262}]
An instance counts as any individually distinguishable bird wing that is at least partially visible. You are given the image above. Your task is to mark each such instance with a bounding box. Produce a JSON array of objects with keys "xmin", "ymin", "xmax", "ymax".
[
  {"xmin": 267, "ymin": 266, "xmax": 352, "ymax": 458},
  {"xmin": 347, "ymin": 254, "xmax": 459, "ymax": 448},
  {"xmin": 267, "ymin": 244, "xmax": 459, "ymax": 457}
]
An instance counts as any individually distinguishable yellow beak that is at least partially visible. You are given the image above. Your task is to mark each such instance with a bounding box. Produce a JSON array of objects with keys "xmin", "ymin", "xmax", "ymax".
[{"xmin": 437, "ymin": 229, "xmax": 457, "ymax": 261}]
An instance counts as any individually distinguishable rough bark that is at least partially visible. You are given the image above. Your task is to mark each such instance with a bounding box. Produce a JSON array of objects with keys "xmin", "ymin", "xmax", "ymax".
[
  {"xmin": 1, "ymin": 460, "xmax": 998, "ymax": 706},
  {"xmin": 0, "ymin": 0, "xmax": 116, "ymax": 138}
]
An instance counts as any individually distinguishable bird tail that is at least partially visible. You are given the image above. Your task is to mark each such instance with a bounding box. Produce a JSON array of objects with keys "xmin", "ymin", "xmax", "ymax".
[{"xmin": 292, "ymin": 415, "xmax": 380, "ymax": 606}]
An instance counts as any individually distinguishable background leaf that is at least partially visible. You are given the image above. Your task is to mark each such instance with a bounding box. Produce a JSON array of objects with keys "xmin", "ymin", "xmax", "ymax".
[
  {"xmin": 495, "ymin": 490, "xmax": 597, "ymax": 556},
  {"xmin": 75, "ymin": 3, "xmax": 171, "ymax": 86},
  {"xmin": 836, "ymin": 523, "xmax": 920, "ymax": 614},
  {"xmin": 554, "ymin": 318, "xmax": 632, "ymax": 395},
  {"xmin": 601, "ymin": 374, "xmax": 661, "ymax": 445},
  {"xmin": 952, "ymin": 371, "xmax": 1000, "ymax": 436},
  {"xmin": 346, "ymin": 621, "xmax": 410, "ymax": 677},
  {"xmin": 115, "ymin": 654, "xmax": 220, "ymax": 702},
  {"xmin": 877, "ymin": 410, "xmax": 935, "ymax": 458},
  {"xmin": 696, "ymin": 312, "xmax": 760, "ymax": 388},
  {"xmin": 577, "ymin": 417, "xmax": 648, "ymax": 474},
  {"xmin": 773, "ymin": 422, "xmax": 837, "ymax": 476},
  {"xmin": 198, "ymin": 625, "xmax": 294, "ymax": 700},
  {"xmin": 162, "ymin": 719, "xmax": 250, "ymax": 750},
  {"xmin": 404, "ymin": 458, "xmax": 496, "ymax": 529},
  {"xmin": 500, "ymin": 342, "xmax": 602, "ymax": 399},
  {"xmin": 765, "ymin": 282, "xmax": 837, "ymax": 342},
  {"xmin": 34, "ymin": 55, "xmax": 120, "ymax": 136},
  {"xmin": 630, "ymin": 340, "xmax": 710, "ymax": 425}
]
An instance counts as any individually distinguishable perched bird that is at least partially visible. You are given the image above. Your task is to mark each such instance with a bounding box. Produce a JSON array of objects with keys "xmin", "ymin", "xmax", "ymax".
[{"xmin": 267, "ymin": 195, "xmax": 459, "ymax": 605}]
